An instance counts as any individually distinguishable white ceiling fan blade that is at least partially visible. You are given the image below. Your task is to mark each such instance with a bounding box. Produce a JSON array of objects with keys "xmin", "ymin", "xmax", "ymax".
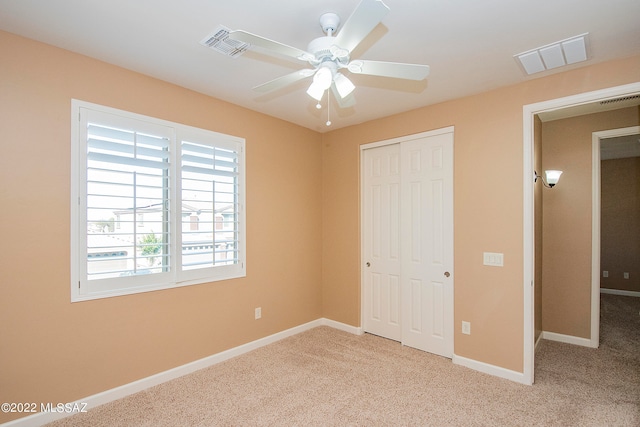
[
  {"xmin": 331, "ymin": 83, "xmax": 356, "ymax": 108},
  {"xmin": 229, "ymin": 30, "xmax": 312, "ymax": 61},
  {"xmin": 253, "ymin": 69, "xmax": 315, "ymax": 93},
  {"xmin": 348, "ymin": 60, "xmax": 430, "ymax": 80},
  {"xmin": 334, "ymin": 0, "xmax": 390, "ymax": 53}
]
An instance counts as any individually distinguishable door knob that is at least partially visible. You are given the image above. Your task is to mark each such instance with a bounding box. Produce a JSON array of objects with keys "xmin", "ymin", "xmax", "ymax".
[{"xmin": 444, "ymin": 271, "xmax": 450, "ymax": 277}]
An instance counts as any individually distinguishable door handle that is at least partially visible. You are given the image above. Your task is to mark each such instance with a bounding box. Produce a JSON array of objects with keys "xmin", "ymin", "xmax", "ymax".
[
  {"xmin": 366, "ymin": 262, "xmax": 371, "ymax": 267},
  {"xmin": 444, "ymin": 271, "xmax": 450, "ymax": 277}
]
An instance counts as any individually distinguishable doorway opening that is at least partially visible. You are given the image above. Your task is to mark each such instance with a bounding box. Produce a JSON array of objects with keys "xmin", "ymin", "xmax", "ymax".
[
  {"xmin": 523, "ymin": 82, "xmax": 640, "ymax": 385},
  {"xmin": 593, "ymin": 126, "xmax": 640, "ymax": 326}
]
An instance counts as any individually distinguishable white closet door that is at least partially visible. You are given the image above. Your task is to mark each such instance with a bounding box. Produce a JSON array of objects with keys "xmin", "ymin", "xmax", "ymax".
[
  {"xmin": 362, "ymin": 129, "xmax": 453, "ymax": 358},
  {"xmin": 362, "ymin": 143, "xmax": 402, "ymax": 341},
  {"xmin": 400, "ymin": 131, "xmax": 453, "ymax": 357}
]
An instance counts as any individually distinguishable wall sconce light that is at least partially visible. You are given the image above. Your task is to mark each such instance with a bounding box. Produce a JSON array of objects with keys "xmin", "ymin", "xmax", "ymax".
[{"xmin": 535, "ymin": 170, "xmax": 563, "ymax": 188}]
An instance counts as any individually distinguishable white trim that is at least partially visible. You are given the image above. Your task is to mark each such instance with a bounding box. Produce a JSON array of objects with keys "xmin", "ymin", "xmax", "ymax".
[
  {"xmin": 601, "ymin": 288, "xmax": 640, "ymax": 298},
  {"xmin": 360, "ymin": 126, "xmax": 455, "ymax": 151},
  {"xmin": 522, "ymin": 104, "xmax": 535, "ymax": 385},
  {"xmin": 522, "ymin": 82, "xmax": 640, "ymax": 386},
  {"xmin": 534, "ymin": 332, "xmax": 543, "ymax": 351},
  {"xmin": 541, "ymin": 331, "xmax": 596, "ymax": 348},
  {"xmin": 452, "ymin": 354, "xmax": 528, "ymax": 385},
  {"xmin": 321, "ymin": 318, "xmax": 364, "ymax": 335},
  {"xmin": 593, "ymin": 126, "xmax": 640, "ymax": 140},
  {"xmin": 1, "ymin": 319, "xmax": 362, "ymax": 427},
  {"xmin": 590, "ymin": 129, "xmax": 602, "ymax": 348}
]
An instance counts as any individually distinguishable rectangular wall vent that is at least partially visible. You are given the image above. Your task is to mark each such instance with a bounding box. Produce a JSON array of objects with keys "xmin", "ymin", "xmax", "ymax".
[
  {"xmin": 200, "ymin": 25, "xmax": 250, "ymax": 58},
  {"xmin": 600, "ymin": 94, "xmax": 640, "ymax": 105}
]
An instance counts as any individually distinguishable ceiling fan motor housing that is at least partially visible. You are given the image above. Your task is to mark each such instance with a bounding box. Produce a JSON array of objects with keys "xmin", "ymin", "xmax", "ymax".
[
  {"xmin": 308, "ymin": 36, "xmax": 339, "ymax": 62},
  {"xmin": 319, "ymin": 12, "xmax": 340, "ymax": 35},
  {"xmin": 309, "ymin": 12, "xmax": 351, "ymax": 66}
]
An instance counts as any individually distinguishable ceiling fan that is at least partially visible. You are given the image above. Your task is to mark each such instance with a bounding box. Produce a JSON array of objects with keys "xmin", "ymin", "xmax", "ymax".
[{"xmin": 227, "ymin": 0, "xmax": 430, "ymax": 110}]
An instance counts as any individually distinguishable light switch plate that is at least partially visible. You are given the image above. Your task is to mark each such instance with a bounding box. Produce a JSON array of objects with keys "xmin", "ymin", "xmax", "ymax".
[{"xmin": 483, "ymin": 252, "xmax": 504, "ymax": 267}]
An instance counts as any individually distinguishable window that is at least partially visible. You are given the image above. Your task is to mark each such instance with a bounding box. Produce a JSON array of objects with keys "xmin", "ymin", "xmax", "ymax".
[{"xmin": 71, "ymin": 100, "xmax": 245, "ymax": 301}]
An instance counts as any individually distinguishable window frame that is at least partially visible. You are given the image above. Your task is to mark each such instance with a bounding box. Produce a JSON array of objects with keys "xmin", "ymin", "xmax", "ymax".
[{"xmin": 71, "ymin": 100, "xmax": 245, "ymax": 302}]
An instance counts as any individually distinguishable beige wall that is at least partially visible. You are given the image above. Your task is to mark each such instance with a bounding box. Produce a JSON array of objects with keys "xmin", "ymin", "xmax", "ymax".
[
  {"xmin": 601, "ymin": 156, "xmax": 640, "ymax": 292},
  {"xmin": 1, "ymin": 27, "xmax": 639, "ymax": 423},
  {"xmin": 540, "ymin": 108, "xmax": 639, "ymax": 339},
  {"xmin": 0, "ymin": 31, "xmax": 322, "ymax": 424},
  {"xmin": 322, "ymin": 58, "xmax": 640, "ymax": 372}
]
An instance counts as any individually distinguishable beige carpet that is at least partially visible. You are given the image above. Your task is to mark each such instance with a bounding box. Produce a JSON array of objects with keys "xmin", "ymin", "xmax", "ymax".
[{"xmin": 47, "ymin": 294, "xmax": 639, "ymax": 426}]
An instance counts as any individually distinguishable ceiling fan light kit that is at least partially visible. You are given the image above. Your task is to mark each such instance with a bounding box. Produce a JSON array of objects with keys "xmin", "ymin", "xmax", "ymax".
[
  {"xmin": 334, "ymin": 73, "xmax": 356, "ymax": 98},
  {"xmin": 307, "ymin": 66, "xmax": 333, "ymax": 101},
  {"xmin": 221, "ymin": 0, "xmax": 430, "ymax": 125}
]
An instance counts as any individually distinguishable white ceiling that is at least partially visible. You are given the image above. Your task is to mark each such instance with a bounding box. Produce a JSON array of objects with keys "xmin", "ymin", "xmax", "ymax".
[{"xmin": 1, "ymin": 0, "xmax": 639, "ymax": 132}]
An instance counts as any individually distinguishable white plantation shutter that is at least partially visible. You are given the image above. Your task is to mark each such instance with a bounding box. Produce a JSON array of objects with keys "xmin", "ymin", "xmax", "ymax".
[
  {"xmin": 178, "ymin": 131, "xmax": 244, "ymax": 282},
  {"xmin": 78, "ymin": 109, "xmax": 174, "ymax": 295},
  {"xmin": 86, "ymin": 123, "xmax": 171, "ymax": 276},
  {"xmin": 72, "ymin": 101, "xmax": 245, "ymax": 301}
]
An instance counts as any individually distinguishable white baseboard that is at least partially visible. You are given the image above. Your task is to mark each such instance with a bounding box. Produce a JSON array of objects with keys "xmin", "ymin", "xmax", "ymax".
[
  {"xmin": 600, "ymin": 288, "xmax": 640, "ymax": 297},
  {"xmin": 534, "ymin": 332, "xmax": 543, "ymax": 351},
  {"xmin": 452, "ymin": 354, "xmax": 529, "ymax": 385},
  {"xmin": 541, "ymin": 331, "xmax": 597, "ymax": 348},
  {"xmin": 321, "ymin": 318, "xmax": 364, "ymax": 335},
  {"xmin": 4, "ymin": 318, "xmax": 356, "ymax": 427}
]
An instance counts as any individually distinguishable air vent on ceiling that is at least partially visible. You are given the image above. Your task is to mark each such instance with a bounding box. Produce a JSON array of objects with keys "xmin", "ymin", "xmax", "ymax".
[
  {"xmin": 600, "ymin": 94, "xmax": 640, "ymax": 105},
  {"xmin": 200, "ymin": 25, "xmax": 250, "ymax": 58},
  {"xmin": 514, "ymin": 33, "xmax": 589, "ymax": 75}
]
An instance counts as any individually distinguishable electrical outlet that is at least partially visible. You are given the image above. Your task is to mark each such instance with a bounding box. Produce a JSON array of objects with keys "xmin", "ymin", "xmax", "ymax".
[
  {"xmin": 603, "ymin": 271, "xmax": 608, "ymax": 278},
  {"xmin": 462, "ymin": 321, "xmax": 471, "ymax": 335},
  {"xmin": 255, "ymin": 307, "xmax": 262, "ymax": 319},
  {"xmin": 624, "ymin": 272, "xmax": 629, "ymax": 279}
]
